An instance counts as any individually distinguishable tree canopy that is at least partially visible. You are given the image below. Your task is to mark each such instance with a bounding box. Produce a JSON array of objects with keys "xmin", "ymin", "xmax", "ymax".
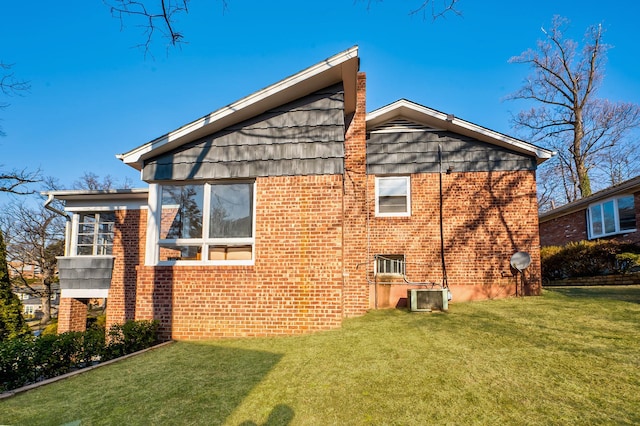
[{"xmin": 508, "ymin": 16, "xmax": 640, "ymax": 208}]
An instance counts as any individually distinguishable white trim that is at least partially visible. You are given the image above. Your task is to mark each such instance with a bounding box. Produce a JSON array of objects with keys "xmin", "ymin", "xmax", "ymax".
[
  {"xmin": 375, "ymin": 176, "xmax": 411, "ymax": 217},
  {"xmin": 61, "ymin": 288, "xmax": 109, "ymax": 298},
  {"xmin": 65, "ymin": 203, "xmax": 148, "ymax": 212},
  {"xmin": 145, "ymin": 183, "xmax": 160, "ymax": 266}
]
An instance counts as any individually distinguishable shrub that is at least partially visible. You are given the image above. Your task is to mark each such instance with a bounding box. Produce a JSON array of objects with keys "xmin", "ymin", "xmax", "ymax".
[
  {"xmin": 0, "ymin": 337, "xmax": 35, "ymax": 392},
  {"xmin": 41, "ymin": 320, "xmax": 58, "ymax": 336},
  {"xmin": 541, "ymin": 240, "xmax": 640, "ymax": 281},
  {"xmin": 0, "ymin": 319, "xmax": 159, "ymax": 393},
  {"xmin": 105, "ymin": 320, "xmax": 159, "ymax": 360}
]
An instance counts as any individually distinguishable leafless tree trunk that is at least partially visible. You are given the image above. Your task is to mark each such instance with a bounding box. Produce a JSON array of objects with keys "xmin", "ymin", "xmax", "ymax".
[{"xmin": 508, "ymin": 16, "xmax": 640, "ymax": 205}]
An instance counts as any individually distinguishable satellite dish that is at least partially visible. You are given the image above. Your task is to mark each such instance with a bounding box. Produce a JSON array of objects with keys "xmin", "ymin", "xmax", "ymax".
[{"xmin": 510, "ymin": 251, "xmax": 532, "ymax": 272}]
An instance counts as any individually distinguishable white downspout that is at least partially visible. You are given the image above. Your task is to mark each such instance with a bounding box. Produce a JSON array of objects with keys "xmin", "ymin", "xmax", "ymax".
[{"xmin": 44, "ymin": 193, "xmax": 72, "ymax": 256}]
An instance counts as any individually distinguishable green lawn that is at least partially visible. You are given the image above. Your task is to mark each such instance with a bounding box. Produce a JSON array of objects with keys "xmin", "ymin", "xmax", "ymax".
[{"xmin": 2, "ymin": 286, "xmax": 640, "ymax": 425}]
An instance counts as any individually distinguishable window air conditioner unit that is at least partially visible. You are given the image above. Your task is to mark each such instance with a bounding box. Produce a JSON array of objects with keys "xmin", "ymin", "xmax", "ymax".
[{"xmin": 407, "ymin": 288, "xmax": 449, "ymax": 312}]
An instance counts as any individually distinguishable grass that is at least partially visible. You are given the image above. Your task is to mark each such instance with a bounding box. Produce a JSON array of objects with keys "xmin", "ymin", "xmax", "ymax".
[{"xmin": 2, "ymin": 286, "xmax": 640, "ymax": 425}]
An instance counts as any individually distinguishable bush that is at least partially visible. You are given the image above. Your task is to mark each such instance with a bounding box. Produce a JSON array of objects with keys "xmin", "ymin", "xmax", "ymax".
[
  {"xmin": 105, "ymin": 320, "xmax": 159, "ymax": 360},
  {"xmin": 0, "ymin": 319, "xmax": 159, "ymax": 393},
  {"xmin": 0, "ymin": 337, "xmax": 35, "ymax": 392},
  {"xmin": 41, "ymin": 320, "xmax": 58, "ymax": 336},
  {"xmin": 541, "ymin": 240, "xmax": 640, "ymax": 281}
]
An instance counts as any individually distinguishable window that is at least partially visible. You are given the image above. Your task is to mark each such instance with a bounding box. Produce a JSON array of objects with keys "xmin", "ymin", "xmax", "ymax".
[
  {"xmin": 75, "ymin": 212, "xmax": 115, "ymax": 255},
  {"xmin": 375, "ymin": 176, "xmax": 411, "ymax": 216},
  {"xmin": 375, "ymin": 254, "xmax": 406, "ymax": 276},
  {"xmin": 157, "ymin": 181, "xmax": 255, "ymax": 264},
  {"xmin": 588, "ymin": 196, "xmax": 636, "ymax": 239}
]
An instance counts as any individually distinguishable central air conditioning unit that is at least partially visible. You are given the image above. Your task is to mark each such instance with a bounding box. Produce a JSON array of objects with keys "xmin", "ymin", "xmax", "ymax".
[{"xmin": 407, "ymin": 288, "xmax": 449, "ymax": 312}]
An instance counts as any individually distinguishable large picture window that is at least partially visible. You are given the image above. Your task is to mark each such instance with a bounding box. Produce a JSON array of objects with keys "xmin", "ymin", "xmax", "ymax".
[
  {"xmin": 588, "ymin": 195, "xmax": 636, "ymax": 239},
  {"xmin": 75, "ymin": 212, "xmax": 115, "ymax": 255},
  {"xmin": 375, "ymin": 176, "xmax": 411, "ymax": 217},
  {"xmin": 157, "ymin": 181, "xmax": 255, "ymax": 264}
]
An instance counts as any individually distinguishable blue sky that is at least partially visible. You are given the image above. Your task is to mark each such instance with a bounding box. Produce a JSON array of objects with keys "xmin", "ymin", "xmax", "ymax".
[{"xmin": 1, "ymin": 0, "xmax": 639, "ymax": 192}]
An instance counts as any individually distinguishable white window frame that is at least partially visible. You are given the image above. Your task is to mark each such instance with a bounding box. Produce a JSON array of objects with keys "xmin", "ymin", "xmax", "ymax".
[
  {"xmin": 375, "ymin": 176, "xmax": 411, "ymax": 217},
  {"xmin": 587, "ymin": 195, "xmax": 636, "ymax": 239},
  {"xmin": 148, "ymin": 181, "xmax": 256, "ymax": 266},
  {"xmin": 70, "ymin": 211, "xmax": 115, "ymax": 256},
  {"xmin": 375, "ymin": 254, "xmax": 406, "ymax": 276}
]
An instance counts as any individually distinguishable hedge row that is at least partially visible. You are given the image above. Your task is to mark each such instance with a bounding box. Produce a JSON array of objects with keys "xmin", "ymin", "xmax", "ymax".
[
  {"xmin": 0, "ymin": 319, "xmax": 159, "ymax": 393},
  {"xmin": 541, "ymin": 240, "xmax": 640, "ymax": 281}
]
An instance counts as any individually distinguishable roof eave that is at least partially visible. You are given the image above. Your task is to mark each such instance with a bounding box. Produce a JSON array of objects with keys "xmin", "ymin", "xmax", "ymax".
[
  {"xmin": 117, "ymin": 46, "xmax": 360, "ymax": 171},
  {"xmin": 42, "ymin": 188, "xmax": 149, "ymax": 202},
  {"xmin": 539, "ymin": 175, "xmax": 640, "ymax": 222}
]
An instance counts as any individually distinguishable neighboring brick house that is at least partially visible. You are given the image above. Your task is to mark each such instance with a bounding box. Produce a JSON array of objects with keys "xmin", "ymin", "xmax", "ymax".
[
  {"xmin": 539, "ymin": 175, "xmax": 640, "ymax": 247},
  {"xmin": 48, "ymin": 47, "xmax": 553, "ymax": 340}
]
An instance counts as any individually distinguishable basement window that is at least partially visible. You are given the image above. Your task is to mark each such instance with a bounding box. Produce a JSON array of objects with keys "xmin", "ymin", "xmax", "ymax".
[
  {"xmin": 375, "ymin": 254, "xmax": 406, "ymax": 276},
  {"xmin": 375, "ymin": 176, "xmax": 411, "ymax": 217},
  {"xmin": 588, "ymin": 195, "xmax": 636, "ymax": 239}
]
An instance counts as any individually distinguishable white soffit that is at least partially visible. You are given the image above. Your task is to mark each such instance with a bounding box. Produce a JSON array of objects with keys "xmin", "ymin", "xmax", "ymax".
[
  {"xmin": 366, "ymin": 99, "xmax": 554, "ymax": 164},
  {"xmin": 117, "ymin": 46, "xmax": 360, "ymax": 171}
]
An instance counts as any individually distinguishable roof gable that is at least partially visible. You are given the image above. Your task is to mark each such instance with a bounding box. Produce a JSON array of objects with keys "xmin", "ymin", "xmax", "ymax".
[
  {"xmin": 366, "ymin": 99, "xmax": 554, "ymax": 165},
  {"xmin": 117, "ymin": 47, "xmax": 359, "ymax": 171}
]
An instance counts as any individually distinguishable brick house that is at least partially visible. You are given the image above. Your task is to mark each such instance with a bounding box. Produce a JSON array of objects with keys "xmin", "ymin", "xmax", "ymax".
[
  {"xmin": 48, "ymin": 47, "xmax": 553, "ymax": 340},
  {"xmin": 539, "ymin": 175, "xmax": 640, "ymax": 247}
]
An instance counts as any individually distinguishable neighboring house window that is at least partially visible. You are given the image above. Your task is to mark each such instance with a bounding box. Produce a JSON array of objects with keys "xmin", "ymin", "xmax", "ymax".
[
  {"xmin": 375, "ymin": 176, "xmax": 411, "ymax": 216},
  {"xmin": 157, "ymin": 181, "xmax": 255, "ymax": 264},
  {"xmin": 76, "ymin": 212, "xmax": 115, "ymax": 255},
  {"xmin": 375, "ymin": 254, "xmax": 406, "ymax": 276},
  {"xmin": 588, "ymin": 196, "xmax": 636, "ymax": 239}
]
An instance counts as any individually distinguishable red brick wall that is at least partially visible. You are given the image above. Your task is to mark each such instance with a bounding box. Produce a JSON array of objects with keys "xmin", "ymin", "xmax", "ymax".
[
  {"xmin": 57, "ymin": 298, "xmax": 88, "ymax": 333},
  {"xmin": 106, "ymin": 209, "xmax": 146, "ymax": 332},
  {"xmin": 367, "ymin": 170, "xmax": 542, "ymax": 303},
  {"xmin": 134, "ymin": 175, "xmax": 345, "ymax": 340},
  {"xmin": 539, "ymin": 210, "xmax": 587, "ymax": 247},
  {"xmin": 102, "ymin": 71, "xmax": 543, "ymax": 340},
  {"xmin": 342, "ymin": 72, "xmax": 370, "ymax": 317}
]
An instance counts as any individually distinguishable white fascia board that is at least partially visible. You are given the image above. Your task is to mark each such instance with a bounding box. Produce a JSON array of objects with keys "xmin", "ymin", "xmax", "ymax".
[
  {"xmin": 61, "ymin": 288, "xmax": 109, "ymax": 299},
  {"xmin": 367, "ymin": 100, "xmax": 555, "ymax": 164},
  {"xmin": 117, "ymin": 46, "xmax": 360, "ymax": 171},
  {"xmin": 43, "ymin": 189, "xmax": 150, "ymax": 212}
]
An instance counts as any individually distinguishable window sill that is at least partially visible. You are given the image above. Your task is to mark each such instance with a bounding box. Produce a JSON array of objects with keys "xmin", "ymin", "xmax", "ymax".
[
  {"xmin": 589, "ymin": 228, "xmax": 637, "ymax": 240},
  {"xmin": 155, "ymin": 259, "xmax": 255, "ymax": 267}
]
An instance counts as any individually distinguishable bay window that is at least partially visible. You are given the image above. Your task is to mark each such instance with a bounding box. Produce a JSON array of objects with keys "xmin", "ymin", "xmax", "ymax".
[
  {"xmin": 588, "ymin": 195, "xmax": 636, "ymax": 239},
  {"xmin": 156, "ymin": 181, "xmax": 255, "ymax": 264}
]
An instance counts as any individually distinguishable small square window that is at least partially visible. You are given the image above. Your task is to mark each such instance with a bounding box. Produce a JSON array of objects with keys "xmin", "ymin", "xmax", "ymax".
[
  {"xmin": 375, "ymin": 254, "xmax": 406, "ymax": 276},
  {"xmin": 375, "ymin": 176, "xmax": 410, "ymax": 217}
]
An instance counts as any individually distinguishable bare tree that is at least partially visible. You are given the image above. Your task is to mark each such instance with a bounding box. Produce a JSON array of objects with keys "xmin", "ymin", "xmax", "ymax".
[
  {"xmin": 0, "ymin": 167, "xmax": 40, "ymax": 195},
  {"xmin": 1, "ymin": 202, "xmax": 65, "ymax": 324},
  {"xmin": 105, "ymin": 1, "xmax": 460, "ymax": 52},
  {"xmin": 508, "ymin": 16, "xmax": 640, "ymax": 205},
  {"xmin": 1, "ymin": 62, "xmax": 30, "ymax": 137},
  {"xmin": 73, "ymin": 171, "xmax": 132, "ymax": 190}
]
